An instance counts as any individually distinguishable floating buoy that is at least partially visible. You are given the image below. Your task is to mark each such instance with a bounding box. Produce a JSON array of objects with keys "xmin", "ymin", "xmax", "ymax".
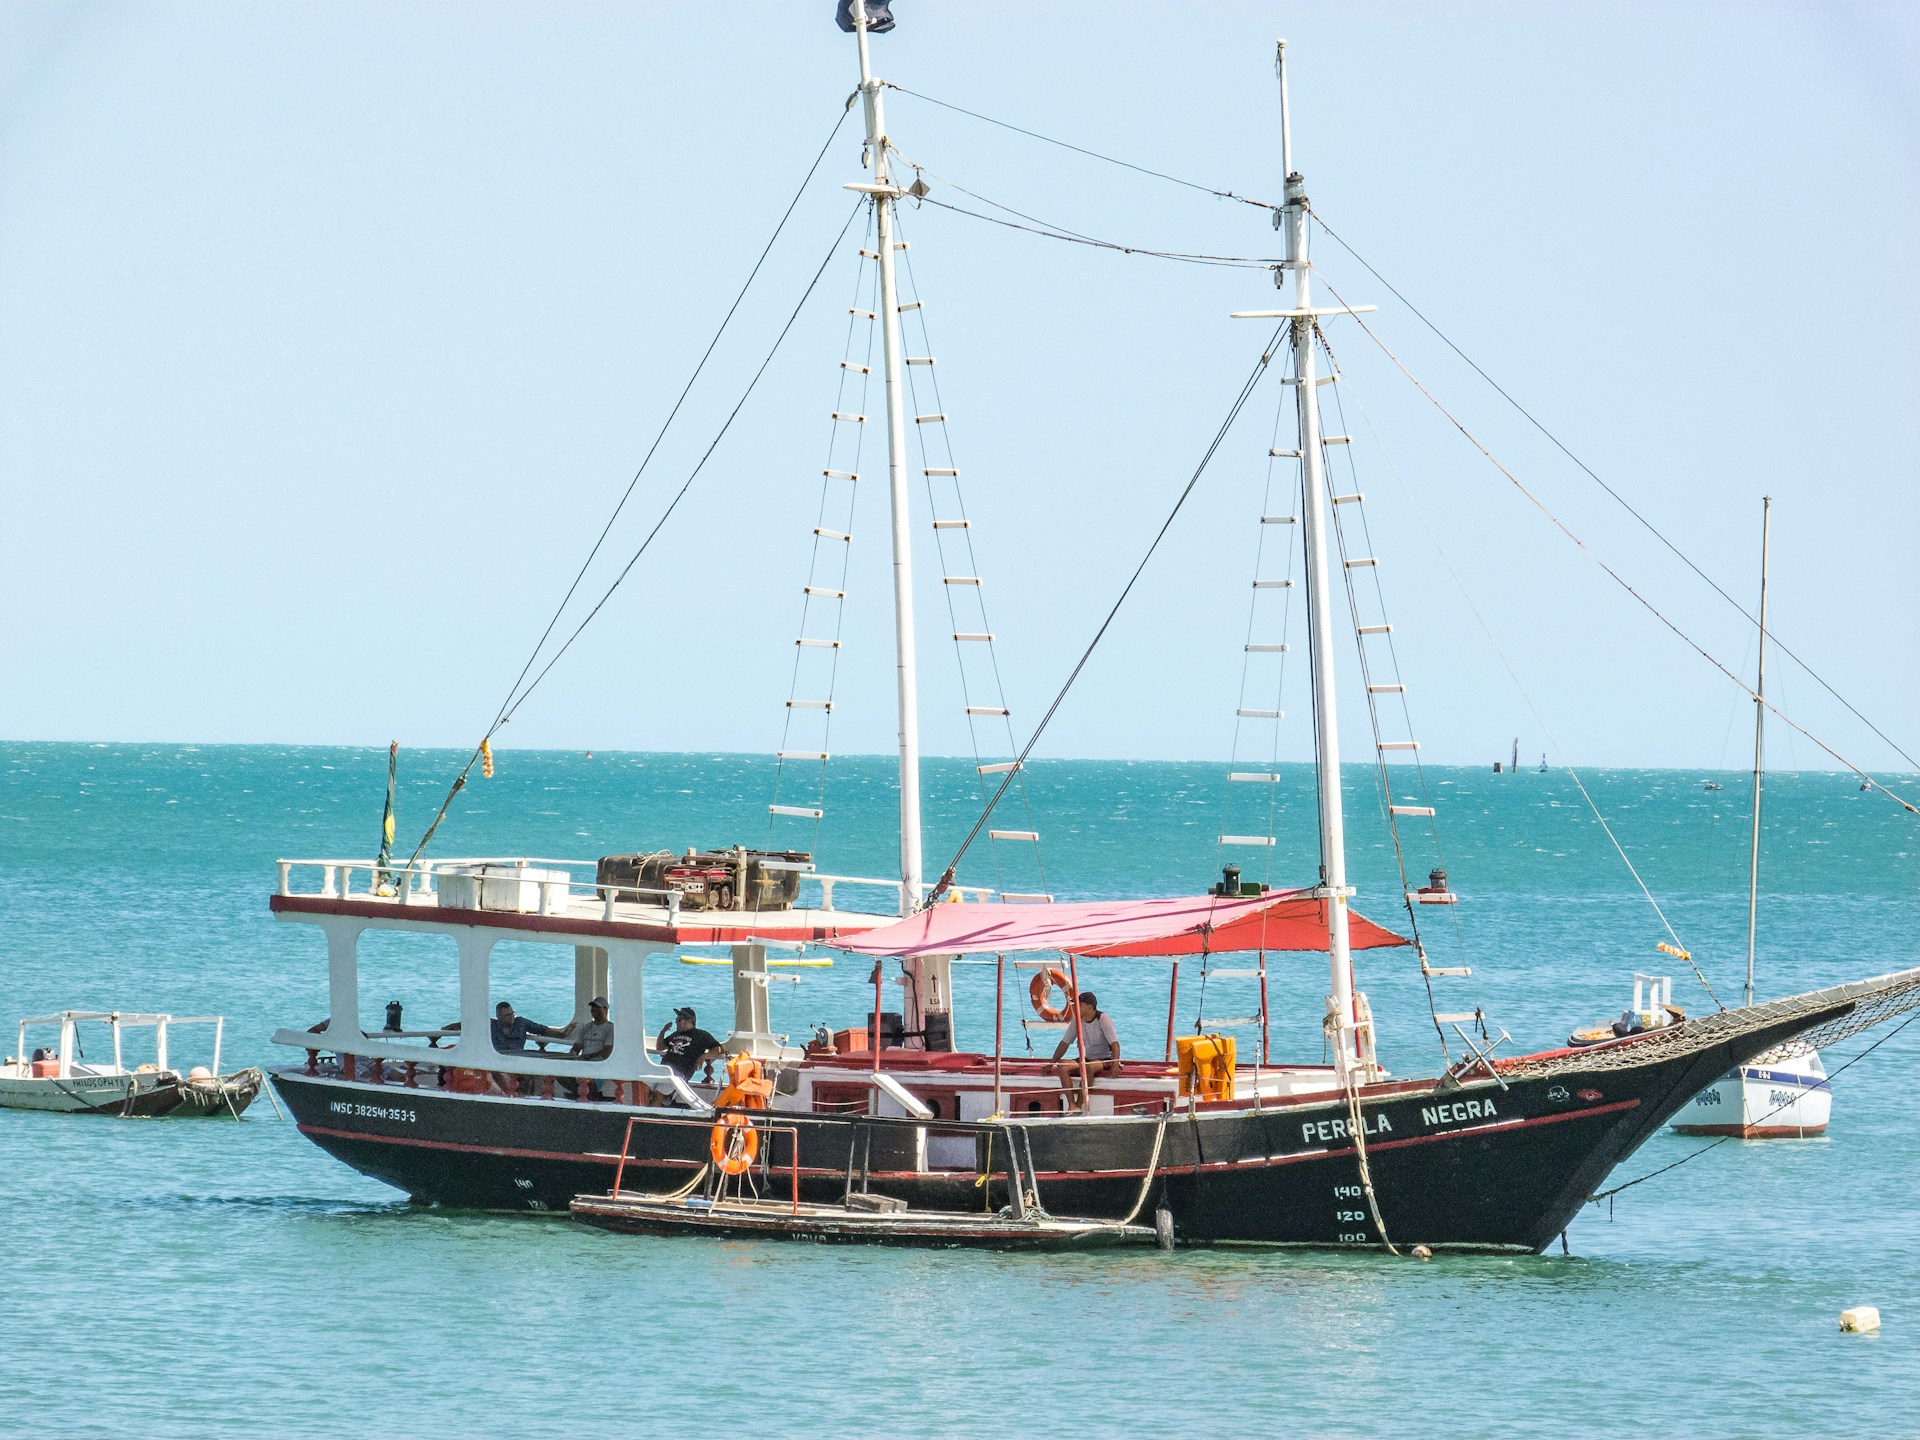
[
  {"xmin": 1410, "ymin": 1244, "xmax": 1433, "ymax": 1260},
  {"xmin": 1840, "ymin": 1305, "xmax": 1881, "ymax": 1333},
  {"xmin": 1153, "ymin": 1208, "xmax": 1174, "ymax": 1251}
]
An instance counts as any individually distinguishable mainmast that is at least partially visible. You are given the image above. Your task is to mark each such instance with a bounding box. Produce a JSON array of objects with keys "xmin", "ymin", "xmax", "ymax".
[
  {"xmin": 1745, "ymin": 496, "xmax": 1772, "ymax": 1007},
  {"xmin": 1275, "ymin": 41, "xmax": 1362, "ymax": 1080},
  {"xmin": 851, "ymin": 1, "xmax": 924, "ymax": 915}
]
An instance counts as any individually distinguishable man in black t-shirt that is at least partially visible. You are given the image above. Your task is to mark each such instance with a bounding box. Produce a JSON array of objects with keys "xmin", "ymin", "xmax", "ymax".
[{"xmin": 655, "ymin": 1007, "xmax": 726, "ymax": 1084}]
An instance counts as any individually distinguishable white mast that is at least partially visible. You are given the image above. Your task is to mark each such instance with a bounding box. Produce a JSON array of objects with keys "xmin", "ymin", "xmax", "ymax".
[
  {"xmin": 852, "ymin": 1, "xmax": 924, "ymax": 915},
  {"xmin": 1276, "ymin": 41, "xmax": 1362, "ymax": 1080},
  {"xmin": 1745, "ymin": 495, "xmax": 1771, "ymax": 1007}
]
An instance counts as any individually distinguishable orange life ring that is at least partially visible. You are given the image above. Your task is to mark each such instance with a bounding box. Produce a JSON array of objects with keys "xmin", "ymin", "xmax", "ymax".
[
  {"xmin": 1028, "ymin": 966, "xmax": 1074, "ymax": 1023},
  {"xmin": 709, "ymin": 1111, "xmax": 759, "ymax": 1176}
]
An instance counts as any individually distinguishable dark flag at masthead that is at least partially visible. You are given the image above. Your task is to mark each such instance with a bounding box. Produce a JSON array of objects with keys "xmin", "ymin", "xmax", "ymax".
[{"xmin": 836, "ymin": 0, "xmax": 895, "ymax": 33}]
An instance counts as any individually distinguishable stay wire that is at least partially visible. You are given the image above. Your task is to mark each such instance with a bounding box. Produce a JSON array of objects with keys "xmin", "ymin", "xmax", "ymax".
[
  {"xmin": 401, "ymin": 196, "xmax": 866, "ymax": 870},
  {"xmin": 490, "ymin": 201, "xmax": 868, "ymax": 735},
  {"xmin": 1305, "ymin": 203, "xmax": 1920, "ymax": 777},
  {"xmin": 495, "ymin": 103, "xmax": 851, "ymax": 748},
  {"xmin": 926, "ymin": 325, "xmax": 1287, "ymax": 902},
  {"xmin": 1326, "ymin": 343, "xmax": 1716, "ymax": 1005},
  {"xmin": 883, "ymin": 83, "xmax": 1280, "ymax": 213},
  {"xmin": 1310, "ymin": 265, "xmax": 1920, "ymax": 818}
]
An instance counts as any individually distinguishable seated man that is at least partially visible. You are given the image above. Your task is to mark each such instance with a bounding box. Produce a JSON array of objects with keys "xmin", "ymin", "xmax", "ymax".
[
  {"xmin": 490, "ymin": 1000, "xmax": 562, "ymax": 1054},
  {"xmin": 488, "ymin": 1001, "xmax": 561, "ymax": 1095},
  {"xmin": 654, "ymin": 1007, "xmax": 726, "ymax": 1089},
  {"xmin": 558, "ymin": 996, "xmax": 615, "ymax": 1100},
  {"xmin": 1049, "ymin": 991, "xmax": 1121, "ymax": 1108}
]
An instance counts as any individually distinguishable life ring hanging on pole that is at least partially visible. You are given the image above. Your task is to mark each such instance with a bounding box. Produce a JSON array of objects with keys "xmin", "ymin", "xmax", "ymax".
[
  {"xmin": 1029, "ymin": 966, "xmax": 1074, "ymax": 1023},
  {"xmin": 710, "ymin": 1111, "xmax": 759, "ymax": 1176}
]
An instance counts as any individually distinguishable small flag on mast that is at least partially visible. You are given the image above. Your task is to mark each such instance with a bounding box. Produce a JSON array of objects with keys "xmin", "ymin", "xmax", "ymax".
[{"xmin": 836, "ymin": 0, "xmax": 894, "ymax": 33}]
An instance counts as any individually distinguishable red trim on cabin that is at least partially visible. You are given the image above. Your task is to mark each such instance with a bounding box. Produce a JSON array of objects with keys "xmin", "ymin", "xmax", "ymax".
[{"xmin": 270, "ymin": 893, "xmax": 869, "ymax": 945}]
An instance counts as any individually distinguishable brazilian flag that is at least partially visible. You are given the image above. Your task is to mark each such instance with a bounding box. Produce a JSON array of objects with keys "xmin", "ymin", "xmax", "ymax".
[{"xmin": 375, "ymin": 741, "xmax": 398, "ymax": 891}]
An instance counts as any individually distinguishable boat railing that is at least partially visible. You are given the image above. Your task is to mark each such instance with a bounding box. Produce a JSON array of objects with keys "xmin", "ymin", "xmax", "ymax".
[
  {"xmin": 609, "ymin": 1114, "xmax": 804, "ymax": 1213},
  {"xmin": 806, "ymin": 872, "xmax": 995, "ymax": 911},
  {"xmin": 276, "ymin": 856, "xmax": 993, "ymax": 920},
  {"xmin": 292, "ymin": 1039, "xmax": 690, "ymax": 1103},
  {"xmin": 275, "ymin": 856, "xmax": 688, "ymax": 921}
]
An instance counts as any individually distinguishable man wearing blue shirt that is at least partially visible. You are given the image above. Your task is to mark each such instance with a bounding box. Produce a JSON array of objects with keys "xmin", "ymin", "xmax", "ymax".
[{"xmin": 490, "ymin": 1000, "xmax": 561, "ymax": 1054}]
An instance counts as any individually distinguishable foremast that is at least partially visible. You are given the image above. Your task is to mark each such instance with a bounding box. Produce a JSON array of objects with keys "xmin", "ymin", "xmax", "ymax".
[
  {"xmin": 1276, "ymin": 41, "xmax": 1369, "ymax": 1083},
  {"xmin": 1745, "ymin": 496, "xmax": 1771, "ymax": 1006},
  {"xmin": 851, "ymin": 1, "xmax": 923, "ymax": 916}
]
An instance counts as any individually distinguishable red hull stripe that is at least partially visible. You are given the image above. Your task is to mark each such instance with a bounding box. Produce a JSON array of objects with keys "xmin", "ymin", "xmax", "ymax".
[
  {"xmin": 296, "ymin": 1123, "xmax": 931, "ymax": 1181},
  {"xmin": 1034, "ymin": 1099, "xmax": 1644, "ymax": 1180},
  {"xmin": 300, "ymin": 1097, "xmax": 1641, "ymax": 1182}
]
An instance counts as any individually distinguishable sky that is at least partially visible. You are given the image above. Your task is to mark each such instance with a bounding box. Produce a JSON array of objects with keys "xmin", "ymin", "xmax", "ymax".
[{"xmin": 1, "ymin": 1, "xmax": 1915, "ymax": 771}]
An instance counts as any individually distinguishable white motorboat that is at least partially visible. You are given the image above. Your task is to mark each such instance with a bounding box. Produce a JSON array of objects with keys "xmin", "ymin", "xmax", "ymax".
[{"xmin": 0, "ymin": 1011, "xmax": 263, "ymax": 1118}]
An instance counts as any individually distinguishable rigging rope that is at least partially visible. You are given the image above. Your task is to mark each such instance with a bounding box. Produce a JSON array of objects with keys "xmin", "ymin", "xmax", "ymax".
[
  {"xmin": 884, "ymin": 82, "xmax": 1281, "ymax": 213},
  {"xmin": 925, "ymin": 325, "xmax": 1288, "ymax": 902},
  {"xmin": 402, "ymin": 196, "xmax": 866, "ymax": 869},
  {"xmin": 896, "ymin": 169, "xmax": 1282, "ymax": 270},
  {"xmin": 1315, "ymin": 327, "xmax": 1719, "ymax": 1008},
  {"xmin": 1305, "ymin": 203, "xmax": 1920, "ymax": 780},
  {"xmin": 884, "ymin": 84, "xmax": 1914, "ymax": 783},
  {"xmin": 1310, "ymin": 266, "xmax": 1920, "ymax": 819}
]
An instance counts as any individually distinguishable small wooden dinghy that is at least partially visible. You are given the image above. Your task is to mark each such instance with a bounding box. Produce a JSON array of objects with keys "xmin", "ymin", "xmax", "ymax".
[
  {"xmin": 169, "ymin": 1066, "xmax": 266, "ymax": 1118},
  {"xmin": 570, "ymin": 1111, "xmax": 1163, "ymax": 1251},
  {"xmin": 570, "ymin": 1191, "xmax": 1156, "ymax": 1249}
]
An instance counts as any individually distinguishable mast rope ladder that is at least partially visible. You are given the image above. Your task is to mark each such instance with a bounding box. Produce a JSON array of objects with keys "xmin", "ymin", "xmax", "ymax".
[
  {"xmin": 768, "ymin": 226, "xmax": 882, "ymax": 847},
  {"xmin": 1218, "ymin": 344, "xmax": 1303, "ymax": 882},
  {"xmin": 890, "ymin": 199, "xmax": 1048, "ymax": 902},
  {"xmin": 1310, "ymin": 326, "xmax": 1475, "ymax": 1061}
]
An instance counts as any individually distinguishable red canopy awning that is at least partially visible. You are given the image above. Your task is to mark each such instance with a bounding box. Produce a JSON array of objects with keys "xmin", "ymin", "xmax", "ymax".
[{"xmin": 831, "ymin": 890, "xmax": 1409, "ymax": 960}]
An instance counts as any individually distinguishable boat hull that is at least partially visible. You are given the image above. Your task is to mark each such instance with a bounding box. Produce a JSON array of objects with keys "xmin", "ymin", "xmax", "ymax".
[
  {"xmin": 271, "ymin": 994, "xmax": 1833, "ymax": 1251},
  {"xmin": 0, "ymin": 1071, "xmax": 182, "ymax": 1116},
  {"xmin": 167, "ymin": 1068, "xmax": 266, "ymax": 1118},
  {"xmin": 1670, "ymin": 1051, "xmax": 1830, "ymax": 1137},
  {"xmin": 569, "ymin": 1195, "xmax": 1155, "ymax": 1249}
]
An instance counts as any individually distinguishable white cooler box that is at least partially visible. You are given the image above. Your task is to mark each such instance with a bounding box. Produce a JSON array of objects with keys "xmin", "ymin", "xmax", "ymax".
[{"xmin": 436, "ymin": 865, "xmax": 571, "ymax": 913}]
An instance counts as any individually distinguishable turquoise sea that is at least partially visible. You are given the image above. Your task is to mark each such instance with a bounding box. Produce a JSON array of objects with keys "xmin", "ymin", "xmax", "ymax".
[{"xmin": 2, "ymin": 741, "xmax": 1917, "ymax": 1437}]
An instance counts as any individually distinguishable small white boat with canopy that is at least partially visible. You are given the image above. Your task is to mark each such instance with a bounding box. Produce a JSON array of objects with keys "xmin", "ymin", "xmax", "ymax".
[{"xmin": 1, "ymin": 1010, "xmax": 263, "ymax": 1118}]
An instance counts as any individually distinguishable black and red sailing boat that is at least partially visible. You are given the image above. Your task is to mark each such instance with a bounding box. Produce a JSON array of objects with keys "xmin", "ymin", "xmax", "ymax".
[{"xmin": 268, "ymin": 7, "xmax": 1920, "ymax": 1253}]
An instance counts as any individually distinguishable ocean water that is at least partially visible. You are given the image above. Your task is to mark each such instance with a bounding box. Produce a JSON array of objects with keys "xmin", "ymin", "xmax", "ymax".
[{"xmin": 1, "ymin": 740, "xmax": 1916, "ymax": 1437}]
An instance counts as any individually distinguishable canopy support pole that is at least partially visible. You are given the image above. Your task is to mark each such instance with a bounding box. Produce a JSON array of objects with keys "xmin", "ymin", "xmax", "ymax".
[
  {"xmin": 1165, "ymin": 959, "xmax": 1180, "ymax": 1064},
  {"xmin": 1066, "ymin": 952, "xmax": 1089, "ymax": 1112},
  {"xmin": 992, "ymin": 954, "xmax": 1005, "ymax": 1116},
  {"xmin": 870, "ymin": 961, "xmax": 884, "ymax": 1073}
]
